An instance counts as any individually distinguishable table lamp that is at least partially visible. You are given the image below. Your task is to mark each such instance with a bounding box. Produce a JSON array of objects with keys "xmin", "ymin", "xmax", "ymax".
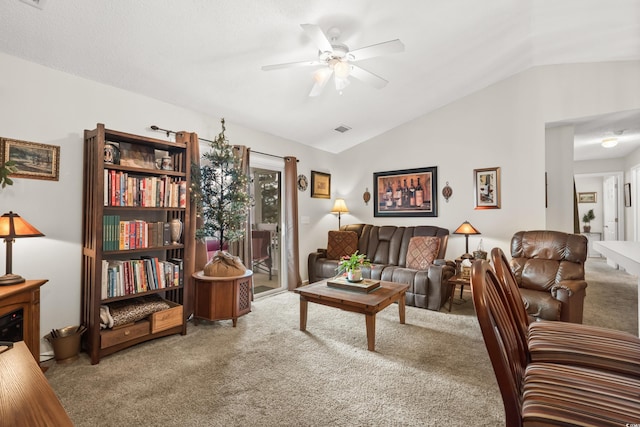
[
  {"xmin": 453, "ymin": 221, "xmax": 480, "ymax": 259},
  {"xmin": 330, "ymin": 198, "xmax": 349, "ymax": 229},
  {"xmin": 0, "ymin": 211, "xmax": 44, "ymax": 285}
]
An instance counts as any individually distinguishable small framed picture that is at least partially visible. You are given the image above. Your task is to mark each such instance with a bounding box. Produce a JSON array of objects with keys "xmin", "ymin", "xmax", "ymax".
[
  {"xmin": 578, "ymin": 192, "xmax": 597, "ymax": 203},
  {"xmin": 310, "ymin": 170, "xmax": 330, "ymax": 199},
  {"xmin": 1, "ymin": 138, "xmax": 60, "ymax": 181},
  {"xmin": 474, "ymin": 167, "xmax": 500, "ymax": 209},
  {"xmin": 624, "ymin": 183, "xmax": 631, "ymax": 207}
]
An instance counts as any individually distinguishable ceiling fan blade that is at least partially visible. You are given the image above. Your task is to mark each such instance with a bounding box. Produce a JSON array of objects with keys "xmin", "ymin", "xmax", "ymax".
[
  {"xmin": 309, "ymin": 67, "xmax": 333, "ymax": 97},
  {"xmin": 349, "ymin": 39, "xmax": 405, "ymax": 61},
  {"xmin": 261, "ymin": 59, "xmax": 322, "ymax": 71},
  {"xmin": 349, "ymin": 65, "xmax": 388, "ymax": 89},
  {"xmin": 300, "ymin": 23, "xmax": 333, "ymax": 53}
]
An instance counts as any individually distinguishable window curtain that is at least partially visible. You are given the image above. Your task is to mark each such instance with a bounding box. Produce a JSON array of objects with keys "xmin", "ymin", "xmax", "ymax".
[
  {"xmin": 284, "ymin": 156, "xmax": 302, "ymax": 290},
  {"xmin": 175, "ymin": 131, "xmax": 202, "ymax": 317},
  {"xmin": 231, "ymin": 145, "xmax": 251, "ymax": 267}
]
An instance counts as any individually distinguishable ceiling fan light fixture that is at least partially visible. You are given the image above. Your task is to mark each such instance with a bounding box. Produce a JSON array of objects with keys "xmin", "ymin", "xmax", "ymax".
[
  {"xmin": 333, "ymin": 60, "xmax": 350, "ymax": 79},
  {"xmin": 601, "ymin": 137, "xmax": 618, "ymax": 148}
]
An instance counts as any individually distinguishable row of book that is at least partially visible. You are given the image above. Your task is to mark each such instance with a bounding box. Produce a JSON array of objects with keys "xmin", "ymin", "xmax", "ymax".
[
  {"xmin": 103, "ymin": 216, "xmax": 177, "ymax": 251},
  {"xmin": 101, "ymin": 257, "xmax": 183, "ymax": 299},
  {"xmin": 104, "ymin": 169, "xmax": 187, "ymax": 208}
]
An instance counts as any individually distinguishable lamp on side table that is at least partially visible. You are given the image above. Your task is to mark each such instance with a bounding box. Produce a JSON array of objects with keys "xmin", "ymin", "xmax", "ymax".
[{"xmin": 0, "ymin": 211, "xmax": 44, "ymax": 285}]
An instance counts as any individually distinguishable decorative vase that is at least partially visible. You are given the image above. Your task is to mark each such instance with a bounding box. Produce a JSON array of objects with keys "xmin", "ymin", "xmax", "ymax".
[
  {"xmin": 170, "ymin": 218, "xmax": 183, "ymax": 244},
  {"xmin": 583, "ymin": 225, "xmax": 591, "ymax": 233},
  {"xmin": 347, "ymin": 268, "xmax": 362, "ymax": 282}
]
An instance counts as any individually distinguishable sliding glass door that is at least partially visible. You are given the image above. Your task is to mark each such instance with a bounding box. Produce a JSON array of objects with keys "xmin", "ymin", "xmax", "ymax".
[{"xmin": 250, "ymin": 154, "xmax": 284, "ymax": 296}]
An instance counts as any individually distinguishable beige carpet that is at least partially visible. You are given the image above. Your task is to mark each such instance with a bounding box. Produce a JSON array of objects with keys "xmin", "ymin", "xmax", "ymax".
[{"xmin": 44, "ymin": 258, "xmax": 637, "ymax": 426}]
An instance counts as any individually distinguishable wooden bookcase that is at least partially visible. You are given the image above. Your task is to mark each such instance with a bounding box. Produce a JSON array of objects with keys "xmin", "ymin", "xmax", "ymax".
[{"xmin": 81, "ymin": 123, "xmax": 192, "ymax": 364}]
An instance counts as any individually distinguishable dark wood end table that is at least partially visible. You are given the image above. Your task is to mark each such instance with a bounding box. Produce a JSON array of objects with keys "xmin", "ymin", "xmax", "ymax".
[{"xmin": 447, "ymin": 274, "xmax": 470, "ymax": 312}]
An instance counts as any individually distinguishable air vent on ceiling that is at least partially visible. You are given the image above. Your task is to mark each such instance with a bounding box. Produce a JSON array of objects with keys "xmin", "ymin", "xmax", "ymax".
[
  {"xmin": 19, "ymin": 0, "xmax": 47, "ymax": 9},
  {"xmin": 334, "ymin": 125, "xmax": 351, "ymax": 133}
]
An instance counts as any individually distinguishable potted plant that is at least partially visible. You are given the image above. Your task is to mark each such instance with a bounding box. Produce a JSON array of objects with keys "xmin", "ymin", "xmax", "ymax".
[
  {"xmin": 196, "ymin": 118, "xmax": 251, "ymax": 276},
  {"xmin": 337, "ymin": 251, "xmax": 372, "ymax": 282},
  {"xmin": 582, "ymin": 209, "xmax": 595, "ymax": 232}
]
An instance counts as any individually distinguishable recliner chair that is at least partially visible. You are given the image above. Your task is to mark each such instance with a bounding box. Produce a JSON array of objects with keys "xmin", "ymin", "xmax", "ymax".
[{"xmin": 510, "ymin": 230, "xmax": 588, "ymax": 323}]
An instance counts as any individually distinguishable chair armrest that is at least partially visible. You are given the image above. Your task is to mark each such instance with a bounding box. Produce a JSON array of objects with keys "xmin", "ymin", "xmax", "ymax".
[
  {"xmin": 308, "ymin": 249, "xmax": 327, "ymax": 283},
  {"xmin": 551, "ymin": 279, "xmax": 587, "ymax": 297}
]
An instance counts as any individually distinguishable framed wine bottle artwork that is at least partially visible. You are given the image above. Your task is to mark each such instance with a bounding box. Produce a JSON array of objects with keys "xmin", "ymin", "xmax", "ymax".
[{"xmin": 373, "ymin": 166, "xmax": 438, "ymax": 217}]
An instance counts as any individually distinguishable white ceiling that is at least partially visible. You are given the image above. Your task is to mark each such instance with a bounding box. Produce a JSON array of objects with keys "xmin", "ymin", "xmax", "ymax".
[{"xmin": 0, "ymin": 0, "xmax": 639, "ymax": 154}]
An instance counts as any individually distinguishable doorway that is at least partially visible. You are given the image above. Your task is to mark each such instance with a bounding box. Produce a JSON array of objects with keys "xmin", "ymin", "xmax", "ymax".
[
  {"xmin": 574, "ymin": 172, "xmax": 624, "ymax": 242},
  {"xmin": 250, "ymin": 154, "xmax": 284, "ymax": 297}
]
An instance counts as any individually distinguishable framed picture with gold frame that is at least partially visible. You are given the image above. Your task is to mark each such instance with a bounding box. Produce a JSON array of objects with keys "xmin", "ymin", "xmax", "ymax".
[
  {"xmin": 474, "ymin": 167, "xmax": 500, "ymax": 209},
  {"xmin": 310, "ymin": 170, "xmax": 331, "ymax": 198},
  {"xmin": 1, "ymin": 138, "xmax": 60, "ymax": 181},
  {"xmin": 578, "ymin": 192, "xmax": 597, "ymax": 203}
]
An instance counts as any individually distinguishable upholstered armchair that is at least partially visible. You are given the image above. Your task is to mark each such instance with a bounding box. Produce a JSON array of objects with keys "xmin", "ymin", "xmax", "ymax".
[{"xmin": 509, "ymin": 230, "xmax": 588, "ymax": 323}]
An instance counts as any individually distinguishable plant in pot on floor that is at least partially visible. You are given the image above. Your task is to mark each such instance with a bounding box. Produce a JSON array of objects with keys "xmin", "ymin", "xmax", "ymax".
[
  {"xmin": 337, "ymin": 251, "xmax": 372, "ymax": 282},
  {"xmin": 582, "ymin": 209, "xmax": 595, "ymax": 233},
  {"xmin": 196, "ymin": 118, "xmax": 251, "ymax": 277}
]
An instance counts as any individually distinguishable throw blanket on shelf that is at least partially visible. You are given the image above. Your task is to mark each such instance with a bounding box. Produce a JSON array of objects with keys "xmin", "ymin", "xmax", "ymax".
[{"xmin": 100, "ymin": 294, "xmax": 171, "ymax": 329}]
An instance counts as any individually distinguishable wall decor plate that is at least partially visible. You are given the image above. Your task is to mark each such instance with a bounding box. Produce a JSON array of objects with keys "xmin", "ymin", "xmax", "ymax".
[{"xmin": 297, "ymin": 174, "xmax": 308, "ymax": 191}]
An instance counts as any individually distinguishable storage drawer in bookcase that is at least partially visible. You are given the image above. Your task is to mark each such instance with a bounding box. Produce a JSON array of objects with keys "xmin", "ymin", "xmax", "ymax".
[
  {"xmin": 150, "ymin": 300, "xmax": 183, "ymax": 333},
  {"xmin": 100, "ymin": 320, "xmax": 150, "ymax": 349}
]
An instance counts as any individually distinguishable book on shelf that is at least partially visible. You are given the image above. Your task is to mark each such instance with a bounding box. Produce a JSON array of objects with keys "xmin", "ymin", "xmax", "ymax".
[{"xmin": 326, "ymin": 277, "xmax": 381, "ymax": 293}]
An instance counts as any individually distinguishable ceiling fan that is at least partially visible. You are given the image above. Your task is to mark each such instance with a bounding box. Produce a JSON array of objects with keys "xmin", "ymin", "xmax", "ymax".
[{"xmin": 261, "ymin": 24, "xmax": 404, "ymax": 97}]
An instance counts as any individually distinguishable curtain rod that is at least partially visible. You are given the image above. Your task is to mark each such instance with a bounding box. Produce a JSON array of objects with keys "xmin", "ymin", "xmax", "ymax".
[{"xmin": 150, "ymin": 125, "xmax": 298, "ymax": 162}]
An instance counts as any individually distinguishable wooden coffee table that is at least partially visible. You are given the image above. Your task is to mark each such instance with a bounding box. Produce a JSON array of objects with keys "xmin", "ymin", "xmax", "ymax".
[{"xmin": 294, "ymin": 280, "xmax": 409, "ymax": 351}]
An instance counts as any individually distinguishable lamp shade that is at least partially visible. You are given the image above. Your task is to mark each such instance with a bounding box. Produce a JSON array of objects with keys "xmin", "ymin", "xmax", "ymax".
[
  {"xmin": 0, "ymin": 211, "xmax": 44, "ymax": 286},
  {"xmin": 0, "ymin": 211, "xmax": 44, "ymax": 238},
  {"xmin": 453, "ymin": 221, "xmax": 480, "ymax": 236},
  {"xmin": 331, "ymin": 198, "xmax": 349, "ymax": 214}
]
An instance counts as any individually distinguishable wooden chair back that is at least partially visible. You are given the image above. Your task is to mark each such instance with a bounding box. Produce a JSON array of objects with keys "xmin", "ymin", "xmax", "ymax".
[
  {"xmin": 490, "ymin": 247, "xmax": 531, "ymax": 343},
  {"xmin": 471, "ymin": 260, "xmax": 527, "ymax": 427}
]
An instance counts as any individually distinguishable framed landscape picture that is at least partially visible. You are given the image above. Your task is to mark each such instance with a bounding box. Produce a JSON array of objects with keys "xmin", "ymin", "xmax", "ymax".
[
  {"xmin": 578, "ymin": 192, "xmax": 597, "ymax": 203},
  {"xmin": 310, "ymin": 170, "xmax": 330, "ymax": 198},
  {"xmin": 373, "ymin": 166, "xmax": 438, "ymax": 217},
  {"xmin": 474, "ymin": 167, "xmax": 500, "ymax": 209},
  {"xmin": 1, "ymin": 138, "xmax": 60, "ymax": 181}
]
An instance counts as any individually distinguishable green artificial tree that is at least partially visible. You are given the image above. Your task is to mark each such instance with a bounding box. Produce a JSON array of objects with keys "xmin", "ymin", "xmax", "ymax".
[{"xmin": 196, "ymin": 118, "xmax": 251, "ymax": 251}]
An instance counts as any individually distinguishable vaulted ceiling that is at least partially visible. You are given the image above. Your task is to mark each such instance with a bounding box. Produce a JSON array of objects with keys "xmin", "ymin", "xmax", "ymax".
[{"xmin": 0, "ymin": 0, "xmax": 638, "ymax": 154}]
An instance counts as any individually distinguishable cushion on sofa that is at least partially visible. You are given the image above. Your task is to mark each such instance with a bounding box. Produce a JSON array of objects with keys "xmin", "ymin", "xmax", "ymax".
[
  {"xmin": 406, "ymin": 236, "xmax": 440, "ymax": 270},
  {"xmin": 326, "ymin": 231, "xmax": 358, "ymax": 260}
]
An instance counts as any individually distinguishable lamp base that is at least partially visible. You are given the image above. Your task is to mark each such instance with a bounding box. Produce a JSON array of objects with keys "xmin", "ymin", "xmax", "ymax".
[
  {"xmin": 0, "ymin": 274, "xmax": 25, "ymax": 286},
  {"xmin": 460, "ymin": 253, "xmax": 474, "ymax": 260}
]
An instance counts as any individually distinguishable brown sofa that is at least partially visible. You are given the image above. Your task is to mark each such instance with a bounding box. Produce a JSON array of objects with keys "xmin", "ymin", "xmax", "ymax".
[
  {"xmin": 510, "ymin": 230, "xmax": 588, "ymax": 323},
  {"xmin": 308, "ymin": 224, "xmax": 455, "ymax": 311}
]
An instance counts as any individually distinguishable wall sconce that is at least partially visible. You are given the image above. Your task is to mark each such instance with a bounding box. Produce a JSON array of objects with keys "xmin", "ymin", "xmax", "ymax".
[
  {"xmin": 0, "ymin": 211, "xmax": 44, "ymax": 285},
  {"xmin": 363, "ymin": 188, "xmax": 371, "ymax": 205},
  {"xmin": 453, "ymin": 221, "xmax": 480, "ymax": 259},
  {"xmin": 330, "ymin": 199, "xmax": 349, "ymax": 229}
]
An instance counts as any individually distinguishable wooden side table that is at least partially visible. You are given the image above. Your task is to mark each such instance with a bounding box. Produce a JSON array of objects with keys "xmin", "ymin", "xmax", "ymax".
[
  {"xmin": 192, "ymin": 270, "xmax": 252, "ymax": 326},
  {"xmin": 446, "ymin": 274, "xmax": 470, "ymax": 312},
  {"xmin": 0, "ymin": 279, "xmax": 47, "ymax": 361}
]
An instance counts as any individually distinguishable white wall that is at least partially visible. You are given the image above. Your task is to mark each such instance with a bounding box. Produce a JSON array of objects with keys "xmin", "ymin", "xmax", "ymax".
[
  {"xmin": 337, "ymin": 61, "xmax": 640, "ymax": 259},
  {"xmin": 0, "ymin": 52, "xmax": 333, "ymax": 353},
  {"xmin": 574, "ymin": 176, "xmax": 604, "ymax": 233},
  {"xmin": 546, "ymin": 125, "xmax": 575, "ymax": 232}
]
